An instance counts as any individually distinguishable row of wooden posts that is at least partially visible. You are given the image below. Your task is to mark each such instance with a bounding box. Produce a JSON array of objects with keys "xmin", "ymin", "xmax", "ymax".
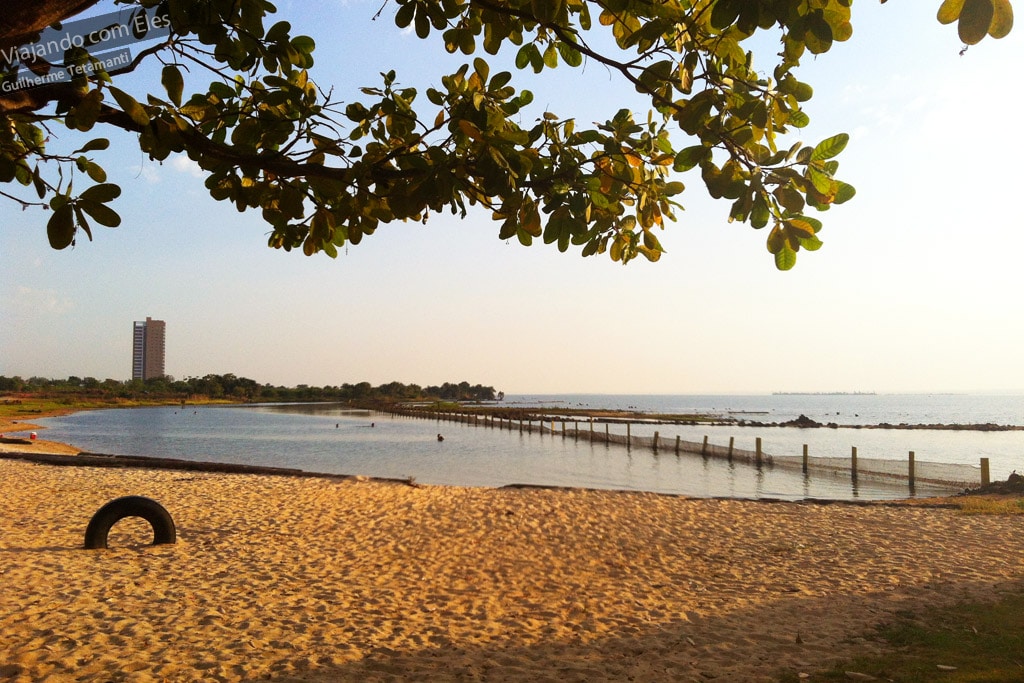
[{"xmin": 383, "ymin": 408, "xmax": 991, "ymax": 488}]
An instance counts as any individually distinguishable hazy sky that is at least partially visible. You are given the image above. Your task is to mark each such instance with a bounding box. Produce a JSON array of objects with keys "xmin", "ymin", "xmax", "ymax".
[{"xmin": 2, "ymin": 1, "xmax": 1023, "ymax": 395}]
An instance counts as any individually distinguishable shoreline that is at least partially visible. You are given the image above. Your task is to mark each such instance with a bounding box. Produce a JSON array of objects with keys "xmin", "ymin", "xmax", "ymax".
[
  {"xmin": 1, "ymin": 457, "xmax": 1022, "ymax": 681},
  {"xmin": 0, "ymin": 410, "xmax": 82, "ymax": 456},
  {"xmin": 3, "ymin": 399, "xmax": 1021, "ymax": 497}
]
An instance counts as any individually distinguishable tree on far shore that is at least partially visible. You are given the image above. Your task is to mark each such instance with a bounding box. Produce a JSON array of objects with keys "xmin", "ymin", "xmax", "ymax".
[
  {"xmin": 0, "ymin": 0, "xmax": 1013, "ymax": 269},
  {"xmin": 0, "ymin": 374, "xmax": 497, "ymax": 403}
]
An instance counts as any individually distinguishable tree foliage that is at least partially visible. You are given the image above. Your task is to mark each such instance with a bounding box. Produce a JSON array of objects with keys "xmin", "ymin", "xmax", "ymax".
[
  {"xmin": 0, "ymin": 373, "xmax": 497, "ymax": 402},
  {"xmin": 0, "ymin": 0, "xmax": 1014, "ymax": 269}
]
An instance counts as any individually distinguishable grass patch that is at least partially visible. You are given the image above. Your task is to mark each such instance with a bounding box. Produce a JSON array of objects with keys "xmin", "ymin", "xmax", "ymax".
[
  {"xmin": 0, "ymin": 395, "xmax": 234, "ymax": 427},
  {"xmin": 955, "ymin": 497, "xmax": 1024, "ymax": 516},
  {"xmin": 779, "ymin": 588, "xmax": 1024, "ymax": 682}
]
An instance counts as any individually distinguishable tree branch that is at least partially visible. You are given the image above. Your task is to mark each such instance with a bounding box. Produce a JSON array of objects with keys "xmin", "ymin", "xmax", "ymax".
[{"xmin": 0, "ymin": 0, "xmax": 102, "ymax": 52}]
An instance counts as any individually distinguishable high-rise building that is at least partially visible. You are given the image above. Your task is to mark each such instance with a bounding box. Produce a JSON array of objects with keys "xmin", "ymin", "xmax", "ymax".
[{"xmin": 132, "ymin": 317, "xmax": 166, "ymax": 380}]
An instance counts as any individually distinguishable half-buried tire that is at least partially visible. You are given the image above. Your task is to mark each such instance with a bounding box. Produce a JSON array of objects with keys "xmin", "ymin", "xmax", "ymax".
[{"xmin": 84, "ymin": 496, "xmax": 176, "ymax": 549}]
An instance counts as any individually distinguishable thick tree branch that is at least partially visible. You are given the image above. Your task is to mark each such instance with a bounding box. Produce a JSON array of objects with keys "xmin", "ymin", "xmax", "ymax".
[{"xmin": 0, "ymin": 0, "xmax": 101, "ymax": 52}]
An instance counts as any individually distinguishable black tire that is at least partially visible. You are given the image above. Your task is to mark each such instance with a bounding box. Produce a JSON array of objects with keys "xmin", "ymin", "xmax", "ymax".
[{"xmin": 84, "ymin": 496, "xmax": 176, "ymax": 549}]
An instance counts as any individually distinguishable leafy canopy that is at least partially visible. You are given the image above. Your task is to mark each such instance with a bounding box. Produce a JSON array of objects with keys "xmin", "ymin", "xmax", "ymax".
[{"xmin": 0, "ymin": 0, "xmax": 1014, "ymax": 269}]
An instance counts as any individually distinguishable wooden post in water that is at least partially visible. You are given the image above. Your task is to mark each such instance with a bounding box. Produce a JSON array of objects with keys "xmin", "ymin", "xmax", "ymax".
[
  {"xmin": 626, "ymin": 423, "xmax": 631, "ymax": 449},
  {"xmin": 574, "ymin": 421, "xmax": 578, "ymax": 442},
  {"xmin": 653, "ymin": 431, "xmax": 659, "ymax": 453},
  {"xmin": 675, "ymin": 435, "xmax": 681, "ymax": 455},
  {"xmin": 701, "ymin": 435, "xmax": 708, "ymax": 457},
  {"xmin": 802, "ymin": 444, "xmax": 809, "ymax": 474},
  {"xmin": 755, "ymin": 437, "xmax": 762, "ymax": 467},
  {"xmin": 851, "ymin": 446, "xmax": 858, "ymax": 481},
  {"xmin": 728, "ymin": 436, "xmax": 734, "ymax": 462},
  {"xmin": 908, "ymin": 451, "xmax": 915, "ymax": 489},
  {"xmin": 589, "ymin": 420, "xmax": 594, "ymax": 441},
  {"xmin": 981, "ymin": 457, "xmax": 991, "ymax": 486},
  {"xmin": 550, "ymin": 420, "xmax": 555, "ymax": 435},
  {"xmin": 605, "ymin": 423, "xmax": 610, "ymax": 443}
]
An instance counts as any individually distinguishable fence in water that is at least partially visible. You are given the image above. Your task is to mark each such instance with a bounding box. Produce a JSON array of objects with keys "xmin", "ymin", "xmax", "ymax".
[{"xmin": 380, "ymin": 407, "xmax": 986, "ymax": 495}]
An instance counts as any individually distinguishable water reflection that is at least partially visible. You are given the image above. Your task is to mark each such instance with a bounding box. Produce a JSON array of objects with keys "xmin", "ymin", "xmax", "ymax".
[{"xmin": 30, "ymin": 403, "xmax": 966, "ymax": 501}]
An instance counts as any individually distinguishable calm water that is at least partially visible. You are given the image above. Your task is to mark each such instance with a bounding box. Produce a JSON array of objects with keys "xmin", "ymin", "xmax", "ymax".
[
  {"xmin": 27, "ymin": 394, "xmax": 1024, "ymax": 501},
  {"xmin": 508, "ymin": 393, "xmax": 1024, "ymax": 426}
]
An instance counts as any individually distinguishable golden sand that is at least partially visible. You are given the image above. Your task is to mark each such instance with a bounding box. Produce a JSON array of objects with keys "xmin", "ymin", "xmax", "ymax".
[
  {"xmin": 0, "ymin": 415, "xmax": 81, "ymax": 456},
  {"xmin": 1, "ymin": 457, "xmax": 1022, "ymax": 682}
]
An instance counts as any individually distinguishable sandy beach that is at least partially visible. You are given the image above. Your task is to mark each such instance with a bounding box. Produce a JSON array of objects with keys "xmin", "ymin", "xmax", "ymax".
[
  {"xmin": 0, "ymin": 456, "xmax": 1021, "ymax": 682},
  {"xmin": 0, "ymin": 413, "xmax": 81, "ymax": 457}
]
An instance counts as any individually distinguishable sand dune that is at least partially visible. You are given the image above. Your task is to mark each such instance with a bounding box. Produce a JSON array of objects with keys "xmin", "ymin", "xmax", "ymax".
[{"xmin": 1, "ymin": 457, "xmax": 1022, "ymax": 682}]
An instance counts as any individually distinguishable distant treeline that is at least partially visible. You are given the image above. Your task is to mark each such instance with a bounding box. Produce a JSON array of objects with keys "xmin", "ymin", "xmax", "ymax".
[{"xmin": 0, "ymin": 374, "xmax": 501, "ymax": 403}]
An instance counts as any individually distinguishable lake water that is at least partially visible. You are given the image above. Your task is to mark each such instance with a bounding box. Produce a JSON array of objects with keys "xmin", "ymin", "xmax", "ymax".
[
  {"xmin": 507, "ymin": 393, "xmax": 1024, "ymax": 426},
  {"xmin": 27, "ymin": 394, "xmax": 1024, "ymax": 501}
]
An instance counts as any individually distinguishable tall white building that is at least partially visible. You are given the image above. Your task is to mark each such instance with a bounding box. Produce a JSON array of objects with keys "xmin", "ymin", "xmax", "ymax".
[{"xmin": 132, "ymin": 317, "xmax": 166, "ymax": 380}]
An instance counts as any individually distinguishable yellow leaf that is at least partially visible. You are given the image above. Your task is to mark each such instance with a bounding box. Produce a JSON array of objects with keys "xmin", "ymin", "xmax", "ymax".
[
  {"xmin": 989, "ymin": 0, "xmax": 1013, "ymax": 37},
  {"xmin": 938, "ymin": 0, "xmax": 966, "ymax": 24},
  {"xmin": 458, "ymin": 120, "xmax": 482, "ymax": 141},
  {"xmin": 522, "ymin": 206, "xmax": 541, "ymax": 237}
]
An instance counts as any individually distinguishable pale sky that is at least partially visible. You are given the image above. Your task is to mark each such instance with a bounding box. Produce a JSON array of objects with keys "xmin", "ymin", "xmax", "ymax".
[{"xmin": 2, "ymin": 1, "xmax": 1023, "ymax": 395}]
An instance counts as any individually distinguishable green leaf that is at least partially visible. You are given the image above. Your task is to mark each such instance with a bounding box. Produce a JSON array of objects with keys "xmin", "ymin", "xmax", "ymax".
[
  {"xmin": 557, "ymin": 42, "xmax": 583, "ymax": 67},
  {"xmin": 498, "ymin": 218, "xmax": 517, "ymax": 240},
  {"xmin": 79, "ymin": 183, "xmax": 122, "ymax": 204},
  {"xmin": 70, "ymin": 90, "xmax": 103, "ymax": 131},
  {"xmin": 834, "ymin": 181, "xmax": 856, "ymax": 204},
  {"xmin": 81, "ymin": 159, "xmax": 107, "ymax": 183},
  {"xmin": 800, "ymin": 234, "xmax": 824, "ymax": 251},
  {"xmin": 782, "ymin": 78, "xmax": 814, "ymax": 102},
  {"xmin": 47, "ymin": 204, "xmax": 76, "ymax": 249},
  {"xmin": 673, "ymin": 145, "xmax": 708, "ymax": 172},
  {"xmin": 515, "ymin": 44, "xmax": 533, "ymax": 70},
  {"xmin": 710, "ymin": 0, "xmax": 741, "ymax": 31},
  {"xmin": 811, "ymin": 133, "xmax": 849, "ymax": 161},
  {"xmin": 805, "ymin": 15, "xmax": 834, "ymax": 54},
  {"xmin": 751, "ymin": 193, "xmax": 770, "ymax": 228},
  {"xmin": 108, "ymin": 87, "xmax": 150, "ymax": 127},
  {"xmin": 414, "ymin": 7, "xmax": 430, "ymax": 38},
  {"xmin": 267, "ymin": 20, "xmax": 292, "ymax": 42},
  {"xmin": 32, "ymin": 167, "xmax": 46, "ymax": 199},
  {"xmin": 531, "ymin": 0, "xmax": 562, "ymax": 23},
  {"xmin": 395, "ymin": 2, "xmax": 415, "ymax": 28},
  {"xmin": 774, "ymin": 245, "xmax": 798, "ymax": 270},
  {"xmin": 542, "ymin": 42, "xmax": 558, "ymax": 69},
  {"xmin": 959, "ymin": 0, "xmax": 995, "ymax": 43},
  {"xmin": 73, "ymin": 205, "xmax": 93, "ymax": 241},
  {"xmin": 72, "ymin": 138, "xmax": 110, "ymax": 154},
  {"xmin": 162, "ymin": 65, "xmax": 184, "ymax": 107},
  {"xmin": 787, "ymin": 110, "xmax": 810, "ymax": 128},
  {"xmin": 807, "ymin": 167, "xmax": 833, "ymax": 195},
  {"xmin": 291, "ymin": 36, "xmax": 316, "ymax": 54},
  {"xmin": 77, "ymin": 200, "xmax": 122, "ymax": 227}
]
